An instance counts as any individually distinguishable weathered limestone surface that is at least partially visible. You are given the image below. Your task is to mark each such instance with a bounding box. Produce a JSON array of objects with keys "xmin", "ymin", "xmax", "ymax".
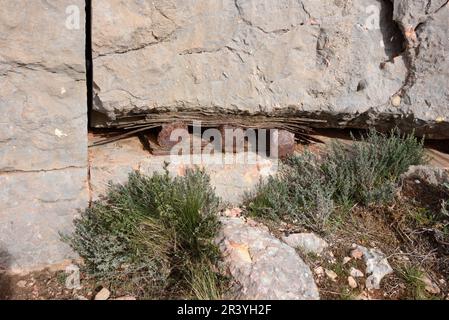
[
  {"xmin": 89, "ymin": 137, "xmax": 276, "ymax": 204},
  {"xmin": 92, "ymin": 0, "xmax": 449, "ymax": 138},
  {"xmin": 0, "ymin": 0, "xmax": 88, "ymax": 271},
  {"xmin": 217, "ymin": 217, "xmax": 320, "ymax": 300}
]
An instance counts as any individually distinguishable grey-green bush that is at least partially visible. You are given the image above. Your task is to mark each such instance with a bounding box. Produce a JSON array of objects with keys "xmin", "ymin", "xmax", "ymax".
[
  {"xmin": 66, "ymin": 169, "xmax": 222, "ymax": 299},
  {"xmin": 245, "ymin": 129, "xmax": 427, "ymax": 232}
]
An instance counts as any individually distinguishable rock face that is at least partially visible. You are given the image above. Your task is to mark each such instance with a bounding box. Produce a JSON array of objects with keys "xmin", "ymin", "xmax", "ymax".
[
  {"xmin": 216, "ymin": 217, "xmax": 320, "ymax": 300},
  {"xmin": 0, "ymin": 0, "xmax": 88, "ymax": 271},
  {"xmin": 91, "ymin": 0, "xmax": 449, "ymax": 138},
  {"xmin": 90, "ymin": 137, "xmax": 276, "ymax": 204},
  {"xmin": 401, "ymin": 165, "xmax": 449, "ymax": 186},
  {"xmin": 391, "ymin": 0, "xmax": 449, "ymax": 134}
]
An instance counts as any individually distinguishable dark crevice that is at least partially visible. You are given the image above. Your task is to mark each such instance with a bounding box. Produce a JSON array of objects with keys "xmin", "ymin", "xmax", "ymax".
[
  {"xmin": 86, "ymin": 0, "xmax": 93, "ymax": 129},
  {"xmin": 85, "ymin": 0, "xmax": 93, "ymax": 207},
  {"xmin": 379, "ymin": 0, "xmax": 406, "ymax": 60}
]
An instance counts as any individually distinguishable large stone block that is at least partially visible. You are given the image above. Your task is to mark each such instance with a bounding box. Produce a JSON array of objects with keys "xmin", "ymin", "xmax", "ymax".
[
  {"xmin": 0, "ymin": 0, "xmax": 88, "ymax": 271},
  {"xmin": 0, "ymin": 169, "xmax": 88, "ymax": 272},
  {"xmin": 91, "ymin": 0, "xmax": 449, "ymax": 138},
  {"xmin": 0, "ymin": 0, "xmax": 87, "ymax": 171}
]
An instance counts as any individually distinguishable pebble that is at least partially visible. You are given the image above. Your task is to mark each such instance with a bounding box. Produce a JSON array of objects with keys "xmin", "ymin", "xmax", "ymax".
[
  {"xmin": 350, "ymin": 248, "xmax": 364, "ymax": 260},
  {"xmin": 348, "ymin": 276, "xmax": 358, "ymax": 289},
  {"xmin": 94, "ymin": 288, "xmax": 111, "ymax": 300},
  {"xmin": 422, "ymin": 275, "xmax": 441, "ymax": 295},
  {"xmin": 224, "ymin": 207, "xmax": 242, "ymax": 218},
  {"xmin": 391, "ymin": 95, "xmax": 401, "ymax": 107},
  {"xmin": 325, "ymin": 269, "xmax": 338, "ymax": 282},
  {"xmin": 114, "ymin": 296, "xmax": 137, "ymax": 300},
  {"xmin": 314, "ymin": 266, "xmax": 325, "ymax": 276},
  {"xmin": 350, "ymin": 267, "xmax": 364, "ymax": 278}
]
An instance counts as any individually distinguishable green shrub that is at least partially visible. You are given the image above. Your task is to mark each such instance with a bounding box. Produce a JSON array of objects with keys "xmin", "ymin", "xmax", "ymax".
[
  {"xmin": 245, "ymin": 129, "xmax": 427, "ymax": 232},
  {"xmin": 66, "ymin": 169, "xmax": 222, "ymax": 299},
  {"xmin": 246, "ymin": 152, "xmax": 335, "ymax": 232},
  {"xmin": 187, "ymin": 261, "xmax": 225, "ymax": 300}
]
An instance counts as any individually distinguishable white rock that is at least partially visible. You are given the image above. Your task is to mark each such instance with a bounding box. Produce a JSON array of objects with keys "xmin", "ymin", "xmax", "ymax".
[
  {"xmin": 114, "ymin": 296, "xmax": 137, "ymax": 301},
  {"xmin": 282, "ymin": 233, "xmax": 329, "ymax": 255},
  {"xmin": 350, "ymin": 267, "xmax": 364, "ymax": 278},
  {"xmin": 343, "ymin": 257, "xmax": 352, "ymax": 265},
  {"xmin": 314, "ymin": 266, "xmax": 325, "ymax": 276},
  {"xmin": 422, "ymin": 275, "xmax": 441, "ymax": 295},
  {"xmin": 94, "ymin": 288, "xmax": 111, "ymax": 300},
  {"xmin": 217, "ymin": 217, "xmax": 320, "ymax": 300},
  {"xmin": 356, "ymin": 246, "xmax": 393, "ymax": 290},
  {"xmin": 348, "ymin": 276, "xmax": 358, "ymax": 289},
  {"xmin": 391, "ymin": 95, "xmax": 402, "ymax": 107}
]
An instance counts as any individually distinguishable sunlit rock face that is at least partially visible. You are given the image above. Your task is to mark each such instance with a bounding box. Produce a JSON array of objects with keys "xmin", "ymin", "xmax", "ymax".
[
  {"xmin": 0, "ymin": 0, "xmax": 88, "ymax": 271},
  {"xmin": 92, "ymin": 0, "xmax": 448, "ymax": 138}
]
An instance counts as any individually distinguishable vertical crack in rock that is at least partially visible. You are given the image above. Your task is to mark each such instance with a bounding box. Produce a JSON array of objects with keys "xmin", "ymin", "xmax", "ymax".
[
  {"xmin": 85, "ymin": 0, "xmax": 94, "ymax": 206},
  {"xmin": 299, "ymin": 0, "xmax": 312, "ymax": 20},
  {"xmin": 390, "ymin": 0, "xmax": 449, "ymax": 101},
  {"xmin": 86, "ymin": 0, "xmax": 93, "ymax": 128},
  {"xmin": 380, "ymin": 0, "xmax": 406, "ymax": 60}
]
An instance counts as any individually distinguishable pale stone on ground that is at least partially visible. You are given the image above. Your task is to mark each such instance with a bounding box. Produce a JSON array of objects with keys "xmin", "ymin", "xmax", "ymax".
[
  {"xmin": 401, "ymin": 165, "xmax": 449, "ymax": 186},
  {"xmin": 216, "ymin": 217, "xmax": 320, "ymax": 300},
  {"xmin": 356, "ymin": 245, "xmax": 393, "ymax": 290},
  {"xmin": 282, "ymin": 233, "xmax": 329, "ymax": 255}
]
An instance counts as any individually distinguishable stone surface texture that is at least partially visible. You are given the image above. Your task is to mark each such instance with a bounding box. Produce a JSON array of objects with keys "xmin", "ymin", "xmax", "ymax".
[
  {"xmin": 356, "ymin": 245, "xmax": 393, "ymax": 290},
  {"xmin": 282, "ymin": 233, "xmax": 329, "ymax": 255},
  {"xmin": 89, "ymin": 136, "xmax": 277, "ymax": 204},
  {"xmin": 216, "ymin": 217, "xmax": 320, "ymax": 300},
  {"xmin": 0, "ymin": 0, "xmax": 88, "ymax": 271},
  {"xmin": 92, "ymin": 0, "xmax": 449, "ymax": 138},
  {"xmin": 401, "ymin": 165, "xmax": 449, "ymax": 186}
]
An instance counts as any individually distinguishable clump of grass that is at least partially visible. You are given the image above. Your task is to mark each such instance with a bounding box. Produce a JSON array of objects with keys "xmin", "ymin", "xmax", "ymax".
[
  {"xmin": 187, "ymin": 262, "xmax": 225, "ymax": 300},
  {"xmin": 399, "ymin": 266, "xmax": 429, "ymax": 300},
  {"xmin": 65, "ymin": 169, "xmax": 223, "ymax": 299},
  {"xmin": 245, "ymin": 129, "xmax": 426, "ymax": 232}
]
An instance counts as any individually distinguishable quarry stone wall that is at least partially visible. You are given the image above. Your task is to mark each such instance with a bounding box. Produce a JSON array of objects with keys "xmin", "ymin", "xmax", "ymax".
[
  {"xmin": 0, "ymin": 0, "xmax": 88, "ymax": 271},
  {"xmin": 0, "ymin": 0, "xmax": 448, "ymax": 271}
]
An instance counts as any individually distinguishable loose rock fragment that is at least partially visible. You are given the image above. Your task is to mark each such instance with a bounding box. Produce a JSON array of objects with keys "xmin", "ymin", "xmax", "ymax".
[
  {"xmin": 422, "ymin": 275, "xmax": 441, "ymax": 295},
  {"xmin": 348, "ymin": 276, "xmax": 358, "ymax": 289},
  {"xmin": 271, "ymin": 130, "xmax": 296, "ymax": 159},
  {"xmin": 356, "ymin": 246, "xmax": 393, "ymax": 290},
  {"xmin": 350, "ymin": 267, "xmax": 364, "ymax": 278},
  {"xmin": 157, "ymin": 122, "xmax": 189, "ymax": 149},
  {"xmin": 391, "ymin": 95, "xmax": 402, "ymax": 107},
  {"xmin": 314, "ymin": 266, "xmax": 325, "ymax": 277},
  {"xmin": 94, "ymin": 288, "xmax": 111, "ymax": 301},
  {"xmin": 325, "ymin": 269, "xmax": 338, "ymax": 282},
  {"xmin": 282, "ymin": 233, "xmax": 329, "ymax": 255},
  {"xmin": 350, "ymin": 248, "xmax": 364, "ymax": 260}
]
